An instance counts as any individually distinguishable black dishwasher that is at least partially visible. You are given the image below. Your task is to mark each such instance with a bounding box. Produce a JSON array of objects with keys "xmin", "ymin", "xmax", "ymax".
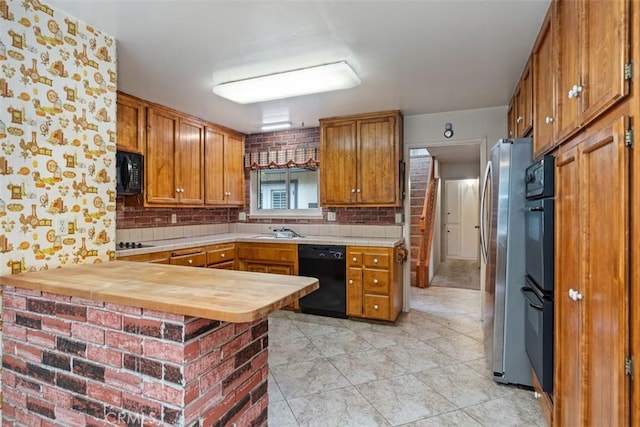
[{"xmin": 298, "ymin": 245, "xmax": 347, "ymax": 319}]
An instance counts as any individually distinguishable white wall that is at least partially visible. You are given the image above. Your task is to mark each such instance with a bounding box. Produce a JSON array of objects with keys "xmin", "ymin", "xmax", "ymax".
[{"xmin": 404, "ymin": 106, "xmax": 508, "ymax": 160}]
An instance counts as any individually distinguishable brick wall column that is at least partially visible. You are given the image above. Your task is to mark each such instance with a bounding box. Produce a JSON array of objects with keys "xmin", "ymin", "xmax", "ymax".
[{"xmin": 1, "ymin": 286, "xmax": 268, "ymax": 426}]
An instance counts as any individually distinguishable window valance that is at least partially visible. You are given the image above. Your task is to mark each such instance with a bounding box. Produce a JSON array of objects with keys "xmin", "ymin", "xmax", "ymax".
[{"xmin": 244, "ymin": 147, "xmax": 319, "ymax": 170}]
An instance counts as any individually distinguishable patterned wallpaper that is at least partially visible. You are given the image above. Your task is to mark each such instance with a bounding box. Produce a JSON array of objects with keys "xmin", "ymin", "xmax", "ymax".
[{"xmin": 0, "ymin": 0, "xmax": 117, "ymax": 276}]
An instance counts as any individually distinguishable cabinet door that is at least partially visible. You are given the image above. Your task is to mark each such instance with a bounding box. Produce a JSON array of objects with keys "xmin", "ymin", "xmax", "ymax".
[
  {"xmin": 507, "ymin": 99, "xmax": 516, "ymax": 139},
  {"xmin": 554, "ymin": 146, "xmax": 583, "ymax": 426},
  {"xmin": 580, "ymin": 117, "xmax": 629, "ymax": 425},
  {"xmin": 225, "ymin": 133, "xmax": 245, "ymax": 206},
  {"xmin": 177, "ymin": 118, "xmax": 204, "ymax": 205},
  {"xmin": 358, "ymin": 116, "xmax": 397, "ymax": 205},
  {"xmin": 247, "ymin": 263, "xmax": 268, "ymax": 273},
  {"xmin": 519, "ymin": 60, "xmax": 533, "ymax": 136},
  {"xmin": 116, "ymin": 93, "xmax": 145, "ymax": 153},
  {"xmin": 146, "ymin": 107, "xmax": 179, "ymax": 204},
  {"xmin": 532, "ymin": 13, "xmax": 555, "ymax": 158},
  {"xmin": 554, "ymin": 0, "xmax": 581, "ymax": 143},
  {"xmin": 204, "ymin": 127, "xmax": 226, "ymax": 205},
  {"xmin": 346, "ymin": 267, "xmax": 363, "ymax": 317},
  {"xmin": 320, "ymin": 120, "xmax": 357, "ymax": 205},
  {"xmin": 579, "ymin": 0, "xmax": 629, "ymax": 124}
]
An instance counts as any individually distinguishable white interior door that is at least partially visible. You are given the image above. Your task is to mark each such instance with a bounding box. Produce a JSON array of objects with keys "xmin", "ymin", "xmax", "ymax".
[
  {"xmin": 446, "ymin": 179, "xmax": 479, "ymax": 259},
  {"xmin": 445, "ymin": 180, "xmax": 461, "ymax": 257},
  {"xmin": 460, "ymin": 178, "xmax": 479, "ymax": 259}
]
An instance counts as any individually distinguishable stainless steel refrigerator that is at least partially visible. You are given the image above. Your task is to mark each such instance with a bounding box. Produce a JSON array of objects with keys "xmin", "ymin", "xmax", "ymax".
[{"xmin": 480, "ymin": 137, "xmax": 532, "ymax": 387}]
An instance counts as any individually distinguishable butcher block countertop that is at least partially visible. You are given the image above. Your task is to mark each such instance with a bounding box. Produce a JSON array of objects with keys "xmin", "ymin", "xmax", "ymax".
[{"xmin": 0, "ymin": 261, "xmax": 319, "ymax": 323}]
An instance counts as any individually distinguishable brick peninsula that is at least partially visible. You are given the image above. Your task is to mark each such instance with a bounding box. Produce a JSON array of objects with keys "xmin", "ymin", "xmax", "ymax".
[{"xmin": 0, "ymin": 261, "xmax": 318, "ymax": 426}]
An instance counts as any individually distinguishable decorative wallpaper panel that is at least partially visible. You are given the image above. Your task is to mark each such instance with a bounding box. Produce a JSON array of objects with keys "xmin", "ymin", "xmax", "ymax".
[{"xmin": 0, "ymin": 0, "xmax": 117, "ymax": 276}]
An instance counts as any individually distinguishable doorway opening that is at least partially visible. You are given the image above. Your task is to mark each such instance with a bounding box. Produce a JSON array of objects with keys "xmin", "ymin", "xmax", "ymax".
[{"xmin": 404, "ymin": 140, "xmax": 484, "ymax": 297}]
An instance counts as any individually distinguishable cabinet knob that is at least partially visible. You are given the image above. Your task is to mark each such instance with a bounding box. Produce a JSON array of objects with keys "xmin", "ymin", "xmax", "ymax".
[
  {"xmin": 188, "ymin": 259, "xmax": 193, "ymax": 264},
  {"xmin": 568, "ymin": 288, "xmax": 583, "ymax": 301},
  {"xmin": 349, "ymin": 279, "xmax": 353, "ymax": 284},
  {"xmin": 351, "ymin": 188, "xmax": 356, "ymax": 193},
  {"xmin": 516, "ymin": 116, "xmax": 523, "ymax": 123},
  {"xmin": 221, "ymin": 253, "xmax": 225, "ymax": 258},
  {"xmin": 373, "ymin": 304, "xmax": 379, "ymax": 310},
  {"xmin": 373, "ymin": 258, "xmax": 378, "ymax": 264},
  {"xmin": 534, "ymin": 392, "xmax": 541, "ymax": 399},
  {"xmin": 352, "ymin": 257, "xmax": 357, "ymax": 262},
  {"xmin": 373, "ymin": 279, "xmax": 378, "ymax": 284},
  {"xmin": 545, "ymin": 116, "xmax": 554, "ymax": 124},
  {"xmin": 356, "ymin": 188, "xmax": 361, "ymax": 193}
]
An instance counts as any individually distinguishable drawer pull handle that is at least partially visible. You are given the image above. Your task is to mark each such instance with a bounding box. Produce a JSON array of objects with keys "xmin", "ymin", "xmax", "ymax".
[
  {"xmin": 374, "ymin": 304, "xmax": 379, "ymax": 310},
  {"xmin": 349, "ymin": 280, "xmax": 353, "ymax": 284},
  {"xmin": 373, "ymin": 258, "xmax": 378, "ymax": 264},
  {"xmin": 373, "ymin": 279, "xmax": 379, "ymax": 284},
  {"xmin": 188, "ymin": 259, "xmax": 193, "ymax": 264}
]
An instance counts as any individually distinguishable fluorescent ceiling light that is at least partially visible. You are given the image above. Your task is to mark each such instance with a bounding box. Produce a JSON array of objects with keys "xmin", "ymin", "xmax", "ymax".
[
  {"xmin": 213, "ymin": 61, "xmax": 361, "ymax": 104},
  {"xmin": 261, "ymin": 121, "xmax": 292, "ymax": 131}
]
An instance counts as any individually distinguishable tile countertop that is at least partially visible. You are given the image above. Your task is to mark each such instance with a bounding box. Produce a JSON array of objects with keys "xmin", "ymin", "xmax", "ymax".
[{"xmin": 116, "ymin": 233, "xmax": 404, "ymax": 257}]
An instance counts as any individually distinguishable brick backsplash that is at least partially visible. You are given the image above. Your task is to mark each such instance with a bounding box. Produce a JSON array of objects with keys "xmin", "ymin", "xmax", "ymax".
[
  {"xmin": 116, "ymin": 126, "xmax": 400, "ymax": 230},
  {"xmin": 2, "ymin": 286, "xmax": 268, "ymax": 426}
]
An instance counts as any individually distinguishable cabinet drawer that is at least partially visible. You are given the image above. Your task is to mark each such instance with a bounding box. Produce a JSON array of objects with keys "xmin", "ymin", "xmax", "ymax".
[
  {"xmin": 363, "ymin": 295, "xmax": 390, "ymax": 320},
  {"xmin": 363, "ymin": 252, "xmax": 390, "ymax": 269},
  {"xmin": 170, "ymin": 252, "xmax": 206, "ymax": 267},
  {"xmin": 208, "ymin": 261, "xmax": 235, "ymax": 270},
  {"xmin": 348, "ymin": 252, "xmax": 363, "ymax": 267},
  {"xmin": 363, "ymin": 270, "xmax": 389, "ymax": 294},
  {"xmin": 207, "ymin": 245, "xmax": 235, "ymax": 265}
]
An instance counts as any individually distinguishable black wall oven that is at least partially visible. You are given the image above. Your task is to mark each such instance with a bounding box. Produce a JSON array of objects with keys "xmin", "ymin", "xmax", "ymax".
[{"xmin": 522, "ymin": 155, "xmax": 554, "ymax": 392}]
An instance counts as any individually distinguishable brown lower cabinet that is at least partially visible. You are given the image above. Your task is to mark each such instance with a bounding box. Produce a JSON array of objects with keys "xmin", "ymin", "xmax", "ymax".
[
  {"xmin": 346, "ymin": 246, "xmax": 402, "ymax": 322},
  {"xmin": 554, "ymin": 115, "xmax": 630, "ymax": 425},
  {"xmin": 118, "ymin": 243, "xmax": 236, "ymax": 269},
  {"xmin": 236, "ymin": 242, "xmax": 299, "ymax": 309}
]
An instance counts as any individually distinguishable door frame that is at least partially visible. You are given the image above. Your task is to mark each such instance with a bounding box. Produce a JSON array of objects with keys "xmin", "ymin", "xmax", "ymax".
[{"xmin": 402, "ymin": 137, "xmax": 487, "ymax": 312}]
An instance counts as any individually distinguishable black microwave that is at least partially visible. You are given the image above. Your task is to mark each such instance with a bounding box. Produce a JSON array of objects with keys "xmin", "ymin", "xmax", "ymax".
[{"xmin": 116, "ymin": 151, "xmax": 143, "ymax": 195}]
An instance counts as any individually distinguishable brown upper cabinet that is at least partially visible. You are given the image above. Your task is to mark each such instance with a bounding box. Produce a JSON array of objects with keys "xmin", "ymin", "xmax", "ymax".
[
  {"xmin": 116, "ymin": 92, "xmax": 245, "ymax": 208},
  {"xmin": 532, "ymin": 10, "xmax": 555, "ymax": 157},
  {"xmin": 554, "ymin": 0, "xmax": 630, "ymax": 146},
  {"xmin": 531, "ymin": 0, "xmax": 630, "ymax": 158},
  {"xmin": 146, "ymin": 106, "xmax": 204, "ymax": 206},
  {"xmin": 515, "ymin": 59, "xmax": 533, "ymax": 137},
  {"xmin": 320, "ymin": 110, "xmax": 403, "ymax": 207},
  {"xmin": 116, "ymin": 92, "xmax": 146, "ymax": 154},
  {"xmin": 204, "ymin": 126, "xmax": 245, "ymax": 206}
]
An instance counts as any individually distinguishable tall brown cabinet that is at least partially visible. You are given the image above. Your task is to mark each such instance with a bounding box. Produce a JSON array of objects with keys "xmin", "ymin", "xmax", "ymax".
[
  {"xmin": 555, "ymin": 115, "xmax": 629, "ymax": 426},
  {"xmin": 510, "ymin": 0, "xmax": 636, "ymax": 424}
]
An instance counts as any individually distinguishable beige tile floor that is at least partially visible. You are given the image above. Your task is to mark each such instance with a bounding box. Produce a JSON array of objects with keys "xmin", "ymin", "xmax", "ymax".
[{"xmin": 267, "ymin": 286, "xmax": 546, "ymax": 426}]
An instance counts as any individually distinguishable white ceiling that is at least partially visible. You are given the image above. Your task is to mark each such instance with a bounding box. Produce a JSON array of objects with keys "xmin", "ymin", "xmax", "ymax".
[{"xmin": 48, "ymin": 0, "xmax": 550, "ymax": 135}]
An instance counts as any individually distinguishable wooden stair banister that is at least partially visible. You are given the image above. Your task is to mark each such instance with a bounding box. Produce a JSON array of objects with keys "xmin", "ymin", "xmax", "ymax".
[{"xmin": 416, "ymin": 159, "xmax": 438, "ymax": 288}]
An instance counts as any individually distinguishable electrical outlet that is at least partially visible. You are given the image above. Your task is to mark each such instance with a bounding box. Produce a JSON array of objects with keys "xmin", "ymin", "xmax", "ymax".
[
  {"xmin": 395, "ymin": 212, "xmax": 403, "ymax": 224},
  {"xmin": 327, "ymin": 212, "xmax": 336, "ymax": 222},
  {"xmin": 171, "ymin": 213, "xmax": 177, "ymax": 224},
  {"xmin": 238, "ymin": 212, "xmax": 247, "ymax": 221},
  {"xmin": 54, "ymin": 215, "xmax": 69, "ymax": 236}
]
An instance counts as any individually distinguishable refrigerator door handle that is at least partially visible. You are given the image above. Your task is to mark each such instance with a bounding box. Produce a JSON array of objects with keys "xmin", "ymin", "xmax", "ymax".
[{"xmin": 480, "ymin": 161, "xmax": 492, "ymax": 263}]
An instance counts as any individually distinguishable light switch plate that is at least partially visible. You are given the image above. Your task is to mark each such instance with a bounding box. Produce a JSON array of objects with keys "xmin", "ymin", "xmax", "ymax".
[
  {"xmin": 327, "ymin": 212, "xmax": 336, "ymax": 221},
  {"xmin": 395, "ymin": 212, "xmax": 403, "ymax": 224}
]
